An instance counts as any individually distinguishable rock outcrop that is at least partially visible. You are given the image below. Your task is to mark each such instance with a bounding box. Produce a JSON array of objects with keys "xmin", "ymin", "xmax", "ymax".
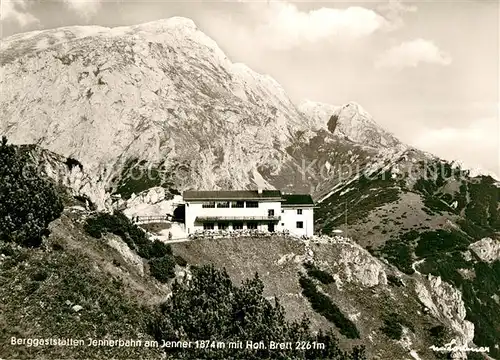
[
  {"xmin": 24, "ymin": 145, "xmax": 112, "ymax": 210},
  {"xmin": 415, "ymin": 274, "xmax": 475, "ymax": 359},
  {"xmin": 0, "ymin": 18, "xmax": 314, "ymax": 192},
  {"xmin": 107, "ymin": 235, "xmax": 144, "ymax": 276},
  {"xmin": 326, "ymin": 237, "xmax": 388, "ymax": 288},
  {"xmin": 2, "ymin": 18, "xmax": 407, "ymax": 194},
  {"xmin": 469, "ymin": 237, "xmax": 500, "ymax": 263},
  {"xmin": 298, "ymin": 100, "xmax": 400, "ymax": 149}
]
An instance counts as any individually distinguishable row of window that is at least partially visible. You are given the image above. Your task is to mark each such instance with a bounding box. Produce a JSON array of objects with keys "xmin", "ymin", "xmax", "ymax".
[
  {"xmin": 203, "ymin": 221, "xmax": 304, "ymax": 230},
  {"xmin": 281, "ymin": 209, "xmax": 303, "ymax": 214},
  {"xmin": 201, "ymin": 202, "xmax": 305, "ymax": 216},
  {"xmin": 203, "ymin": 222, "xmax": 257, "ymax": 230},
  {"xmin": 202, "ymin": 201, "xmax": 259, "ymax": 208}
]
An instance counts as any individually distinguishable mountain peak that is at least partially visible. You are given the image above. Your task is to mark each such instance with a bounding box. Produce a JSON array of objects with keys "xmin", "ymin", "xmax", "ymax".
[
  {"xmin": 298, "ymin": 100, "xmax": 400, "ymax": 148},
  {"xmin": 0, "ymin": 18, "xmax": 311, "ymax": 191},
  {"xmin": 339, "ymin": 101, "xmax": 375, "ymax": 123},
  {"xmin": 130, "ymin": 17, "xmax": 198, "ymax": 34}
]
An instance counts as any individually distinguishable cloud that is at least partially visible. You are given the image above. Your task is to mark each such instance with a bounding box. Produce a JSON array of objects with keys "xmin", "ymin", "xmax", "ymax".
[
  {"xmin": 0, "ymin": 0, "xmax": 39, "ymax": 27},
  {"xmin": 375, "ymin": 38, "xmax": 452, "ymax": 69},
  {"xmin": 254, "ymin": 1, "xmax": 388, "ymax": 50},
  {"xmin": 412, "ymin": 116, "xmax": 499, "ymax": 178},
  {"xmin": 63, "ymin": 0, "xmax": 102, "ymax": 20},
  {"xmin": 376, "ymin": 0, "xmax": 417, "ymax": 31}
]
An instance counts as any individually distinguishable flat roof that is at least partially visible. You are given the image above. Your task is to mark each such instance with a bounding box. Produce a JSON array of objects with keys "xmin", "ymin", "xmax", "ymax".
[
  {"xmin": 282, "ymin": 194, "xmax": 315, "ymax": 206},
  {"xmin": 183, "ymin": 190, "xmax": 282, "ymax": 201},
  {"xmin": 183, "ymin": 190, "xmax": 314, "ymax": 206}
]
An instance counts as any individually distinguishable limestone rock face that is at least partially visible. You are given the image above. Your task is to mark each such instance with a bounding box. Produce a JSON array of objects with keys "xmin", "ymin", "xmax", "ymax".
[
  {"xmin": 469, "ymin": 237, "xmax": 500, "ymax": 263},
  {"xmin": 328, "ymin": 237, "xmax": 388, "ymax": 287},
  {"xmin": 0, "ymin": 18, "xmax": 314, "ymax": 192},
  {"xmin": 107, "ymin": 235, "xmax": 144, "ymax": 276},
  {"xmin": 298, "ymin": 100, "xmax": 400, "ymax": 149},
  {"xmin": 2, "ymin": 18, "xmax": 408, "ymax": 194},
  {"xmin": 23, "ymin": 145, "xmax": 112, "ymax": 210},
  {"xmin": 415, "ymin": 274, "xmax": 475, "ymax": 359},
  {"xmin": 297, "ymin": 99, "xmax": 339, "ymax": 132}
]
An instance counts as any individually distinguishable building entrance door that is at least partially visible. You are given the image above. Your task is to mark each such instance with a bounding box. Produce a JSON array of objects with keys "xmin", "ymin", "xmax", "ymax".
[{"xmin": 268, "ymin": 223, "xmax": 275, "ymax": 232}]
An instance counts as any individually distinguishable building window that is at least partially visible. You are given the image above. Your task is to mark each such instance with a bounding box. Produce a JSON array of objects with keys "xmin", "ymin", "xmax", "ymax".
[
  {"xmin": 218, "ymin": 223, "xmax": 228, "ymax": 230},
  {"xmin": 296, "ymin": 221, "xmax": 303, "ymax": 229},
  {"xmin": 281, "ymin": 223, "xmax": 284, "ymax": 226},
  {"xmin": 246, "ymin": 201, "xmax": 259, "ymax": 208},
  {"xmin": 233, "ymin": 222, "xmax": 243, "ymax": 230},
  {"xmin": 247, "ymin": 223, "xmax": 257, "ymax": 229},
  {"xmin": 268, "ymin": 209, "xmax": 275, "ymax": 216},
  {"xmin": 202, "ymin": 201, "xmax": 215, "ymax": 208},
  {"xmin": 281, "ymin": 209, "xmax": 284, "ymax": 213},
  {"xmin": 217, "ymin": 201, "xmax": 230, "ymax": 208},
  {"xmin": 297, "ymin": 209, "xmax": 303, "ymax": 215},
  {"xmin": 203, "ymin": 223, "xmax": 215, "ymax": 230},
  {"xmin": 231, "ymin": 201, "xmax": 244, "ymax": 208}
]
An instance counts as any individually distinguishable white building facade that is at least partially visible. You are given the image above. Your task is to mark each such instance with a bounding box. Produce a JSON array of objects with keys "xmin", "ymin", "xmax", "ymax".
[{"xmin": 183, "ymin": 190, "xmax": 315, "ymax": 237}]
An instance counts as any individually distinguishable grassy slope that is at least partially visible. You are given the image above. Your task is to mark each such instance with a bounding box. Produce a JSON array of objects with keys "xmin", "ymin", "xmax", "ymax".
[
  {"xmin": 315, "ymin": 159, "xmax": 500, "ymax": 358},
  {"xmin": 172, "ymin": 237, "xmax": 327, "ymax": 327},
  {"xmin": 171, "ymin": 237, "xmax": 446, "ymax": 360},
  {"xmin": 263, "ymin": 130, "xmax": 378, "ymax": 199},
  {"xmin": 0, "ymin": 211, "xmax": 168, "ymax": 359}
]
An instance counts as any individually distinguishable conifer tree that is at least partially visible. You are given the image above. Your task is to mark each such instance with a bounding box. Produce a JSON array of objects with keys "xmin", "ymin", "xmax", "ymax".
[{"xmin": 0, "ymin": 136, "xmax": 63, "ymax": 247}]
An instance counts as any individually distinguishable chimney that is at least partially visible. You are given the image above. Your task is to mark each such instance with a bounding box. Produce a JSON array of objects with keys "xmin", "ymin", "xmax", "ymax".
[{"xmin": 257, "ymin": 188, "xmax": 263, "ymax": 194}]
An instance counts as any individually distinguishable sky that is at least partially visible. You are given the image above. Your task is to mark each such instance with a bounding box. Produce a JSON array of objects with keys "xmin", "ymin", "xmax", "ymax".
[{"xmin": 1, "ymin": 0, "xmax": 499, "ymax": 177}]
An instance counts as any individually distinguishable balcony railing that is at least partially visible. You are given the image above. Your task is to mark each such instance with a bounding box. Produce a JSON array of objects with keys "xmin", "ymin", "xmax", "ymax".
[{"xmin": 195, "ymin": 215, "xmax": 281, "ymax": 222}]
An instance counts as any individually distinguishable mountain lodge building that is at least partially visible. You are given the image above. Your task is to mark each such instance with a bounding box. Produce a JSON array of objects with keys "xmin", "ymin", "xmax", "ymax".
[{"xmin": 183, "ymin": 189, "xmax": 315, "ymax": 237}]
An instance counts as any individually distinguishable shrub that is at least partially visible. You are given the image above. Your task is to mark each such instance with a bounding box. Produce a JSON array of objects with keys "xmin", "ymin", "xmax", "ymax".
[
  {"xmin": 377, "ymin": 239, "xmax": 414, "ymax": 275},
  {"xmin": 415, "ymin": 230, "xmax": 469, "ymax": 258},
  {"xmin": 0, "ymin": 243, "xmax": 163, "ymax": 359},
  {"xmin": 0, "ymin": 243, "xmax": 16, "ymax": 257},
  {"xmin": 149, "ymin": 240, "xmax": 172, "ymax": 259},
  {"xmin": 31, "ymin": 270, "xmax": 48, "ymax": 282},
  {"xmin": 381, "ymin": 320, "xmax": 402, "ymax": 340},
  {"xmin": 85, "ymin": 211, "xmax": 148, "ymax": 257},
  {"xmin": 51, "ymin": 241, "xmax": 64, "ymax": 251},
  {"xmin": 149, "ymin": 256, "xmax": 176, "ymax": 283},
  {"xmin": 65, "ymin": 157, "xmax": 83, "ymax": 171},
  {"xmin": 315, "ymin": 170, "xmax": 400, "ymax": 231},
  {"xmin": 0, "ymin": 136, "xmax": 63, "ymax": 247},
  {"xmin": 174, "ymin": 255, "xmax": 187, "ymax": 267},
  {"xmin": 429, "ymin": 325, "xmax": 448, "ymax": 345},
  {"xmin": 387, "ymin": 274, "xmax": 404, "ymax": 287},
  {"xmin": 380, "ymin": 313, "xmax": 412, "ymax": 340},
  {"xmin": 113, "ymin": 158, "xmax": 175, "ymax": 200},
  {"xmin": 304, "ymin": 262, "xmax": 334, "ymax": 284},
  {"xmin": 299, "ymin": 275, "xmax": 359, "ymax": 339},
  {"xmin": 149, "ymin": 265, "xmax": 366, "ymax": 359}
]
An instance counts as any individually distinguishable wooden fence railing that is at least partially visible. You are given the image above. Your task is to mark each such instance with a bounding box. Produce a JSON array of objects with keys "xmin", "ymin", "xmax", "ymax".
[{"xmin": 133, "ymin": 215, "xmax": 170, "ymax": 223}]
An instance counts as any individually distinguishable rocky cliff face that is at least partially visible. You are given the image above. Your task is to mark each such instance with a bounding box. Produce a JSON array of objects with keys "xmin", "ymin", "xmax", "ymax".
[
  {"xmin": 469, "ymin": 237, "xmax": 500, "ymax": 263},
  {"xmin": 415, "ymin": 275, "xmax": 475, "ymax": 359},
  {"xmin": 2, "ymin": 17, "xmax": 499, "ymax": 359},
  {"xmin": 0, "ymin": 18, "xmax": 319, "ymax": 194},
  {"xmin": 298, "ymin": 100, "xmax": 400, "ymax": 149},
  {"xmin": 1, "ymin": 18, "xmax": 404, "ymax": 199},
  {"xmin": 20, "ymin": 145, "xmax": 112, "ymax": 210}
]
